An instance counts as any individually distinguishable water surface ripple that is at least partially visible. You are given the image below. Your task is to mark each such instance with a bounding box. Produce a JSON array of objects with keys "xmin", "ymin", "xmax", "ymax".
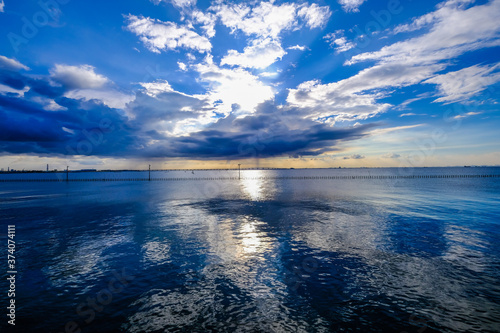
[{"xmin": 0, "ymin": 168, "xmax": 499, "ymax": 332}]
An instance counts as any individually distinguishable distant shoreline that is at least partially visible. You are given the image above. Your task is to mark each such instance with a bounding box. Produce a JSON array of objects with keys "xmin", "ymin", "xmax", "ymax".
[{"xmin": 1, "ymin": 165, "xmax": 498, "ymax": 173}]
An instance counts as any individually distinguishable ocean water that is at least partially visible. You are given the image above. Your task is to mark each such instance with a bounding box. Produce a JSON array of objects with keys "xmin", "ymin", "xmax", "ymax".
[{"xmin": 0, "ymin": 167, "xmax": 499, "ymax": 332}]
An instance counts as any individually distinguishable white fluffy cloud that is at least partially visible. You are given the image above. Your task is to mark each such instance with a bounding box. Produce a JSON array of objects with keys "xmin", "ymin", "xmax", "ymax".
[
  {"xmin": 221, "ymin": 38, "xmax": 286, "ymax": 69},
  {"xmin": 424, "ymin": 63, "xmax": 500, "ymax": 103},
  {"xmin": 171, "ymin": 0, "xmax": 195, "ymax": 7},
  {"xmin": 332, "ymin": 37, "xmax": 355, "ymax": 53},
  {"xmin": 0, "ymin": 0, "xmax": 5, "ymax": 13},
  {"xmin": 287, "ymin": 79, "xmax": 391, "ymax": 121},
  {"xmin": 324, "ymin": 31, "xmax": 355, "ymax": 53},
  {"xmin": 259, "ymin": 71, "xmax": 280, "ymax": 77},
  {"xmin": 190, "ymin": 10, "xmax": 216, "ymax": 38},
  {"xmin": 0, "ymin": 83, "xmax": 29, "ymax": 96},
  {"xmin": 127, "ymin": 79, "xmax": 216, "ymax": 136},
  {"xmin": 346, "ymin": 0, "xmax": 500, "ymax": 103},
  {"xmin": 348, "ymin": 0, "xmax": 500, "ymax": 66},
  {"xmin": 337, "ymin": 0, "xmax": 366, "ymax": 12},
  {"xmin": 30, "ymin": 96, "xmax": 67, "ymax": 111},
  {"xmin": 451, "ymin": 111, "xmax": 482, "ymax": 119},
  {"xmin": 49, "ymin": 64, "xmax": 134, "ymax": 108},
  {"xmin": 289, "ymin": 0, "xmax": 500, "ymax": 122},
  {"xmin": 287, "ymin": 62, "xmax": 444, "ymax": 121},
  {"xmin": 0, "ymin": 55, "xmax": 30, "ymax": 71},
  {"xmin": 288, "ymin": 45, "xmax": 307, "ymax": 51},
  {"xmin": 213, "ymin": 1, "xmax": 330, "ymax": 70},
  {"xmin": 392, "ymin": 0, "xmax": 474, "ymax": 34},
  {"xmin": 125, "ymin": 15, "xmax": 211, "ymax": 53},
  {"xmin": 139, "ymin": 80, "xmax": 175, "ymax": 97},
  {"xmin": 214, "ymin": 2, "xmax": 296, "ymax": 39},
  {"xmin": 177, "ymin": 61, "xmax": 187, "ymax": 71},
  {"xmin": 50, "ymin": 64, "xmax": 109, "ymax": 89},
  {"xmin": 297, "ymin": 3, "xmax": 331, "ymax": 29},
  {"xmin": 213, "ymin": 1, "xmax": 331, "ymax": 39},
  {"xmin": 127, "ymin": 1, "xmax": 330, "ymax": 70},
  {"xmin": 65, "ymin": 89, "xmax": 134, "ymax": 109}
]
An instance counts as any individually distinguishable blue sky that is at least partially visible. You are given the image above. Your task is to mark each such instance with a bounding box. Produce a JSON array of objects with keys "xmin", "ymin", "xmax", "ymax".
[{"xmin": 0, "ymin": 0, "xmax": 499, "ymax": 170}]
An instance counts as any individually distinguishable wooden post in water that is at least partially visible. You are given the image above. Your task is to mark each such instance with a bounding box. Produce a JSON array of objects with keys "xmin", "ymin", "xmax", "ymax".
[
  {"xmin": 66, "ymin": 166, "xmax": 69, "ymax": 182},
  {"xmin": 149, "ymin": 164, "xmax": 151, "ymax": 181},
  {"xmin": 238, "ymin": 164, "xmax": 241, "ymax": 180}
]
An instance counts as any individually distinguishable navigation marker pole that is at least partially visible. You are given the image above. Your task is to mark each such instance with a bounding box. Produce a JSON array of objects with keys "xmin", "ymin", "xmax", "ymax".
[
  {"xmin": 238, "ymin": 164, "xmax": 241, "ymax": 180},
  {"xmin": 149, "ymin": 165, "xmax": 151, "ymax": 181},
  {"xmin": 66, "ymin": 166, "xmax": 69, "ymax": 182}
]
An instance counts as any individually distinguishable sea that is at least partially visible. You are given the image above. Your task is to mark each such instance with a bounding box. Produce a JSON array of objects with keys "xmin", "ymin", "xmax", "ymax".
[{"xmin": 0, "ymin": 167, "xmax": 499, "ymax": 332}]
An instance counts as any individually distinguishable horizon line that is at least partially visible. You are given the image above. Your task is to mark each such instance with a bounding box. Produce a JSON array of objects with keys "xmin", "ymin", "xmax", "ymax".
[{"xmin": 1, "ymin": 165, "xmax": 499, "ymax": 173}]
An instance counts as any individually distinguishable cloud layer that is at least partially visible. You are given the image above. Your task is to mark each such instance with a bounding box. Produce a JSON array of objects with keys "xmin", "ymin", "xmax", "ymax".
[
  {"xmin": 50, "ymin": 65, "xmax": 109, "ymax": 90},
  {"xmin": 0, "ymin": 62, "xmax": 376, "ymax": 159},
  {"xmin": 337, "ymin": 0, "xmax": 366, "ymax": 12},
  {"xmin": 0, "ymin": 56, "xmax": 30, "ymax": 71},
  {"xmin": 126, "ymin": 15, "xmax": 212, "ymax": 53},
  {"xmin": 0, "ymin": 0, "xmax": 499, "ymax": 164}
]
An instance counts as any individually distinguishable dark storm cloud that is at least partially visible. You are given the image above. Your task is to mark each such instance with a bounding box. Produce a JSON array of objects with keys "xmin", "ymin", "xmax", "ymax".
[
  {"xmin": 0, "ymin": 111, "xmax": 70, "ymax": 142},
  {"xmin": 0, "ymin": 68, "xmax": 379, "ymax": 159},
  {"xmin": 138, "ymin": 102, "xmax": 378, "ymax": 159},
  {"xmin": 0, "ymin": 71, "xmax": 27, "ymax": 90},
  {"xmin": 0, "ymin": 69, "xmax": 138, "ymax": 156},
  {"xmin": 0, "ymin": 70, "xmax": 65, "ymax": 98},
  {"xmin": 0, "ymin": 95, "xmax": 76, "ymax": 125},
  {"xmin": 233, "ymin": 114, "xmax": 273, "ymax": 131},
  {"xmin": 0, "ymin": 96, "xmax": 136, "ymax": 156},
  {"xmin": 27, "ymin": 78, "xmax": 65, "ymax": 99}
]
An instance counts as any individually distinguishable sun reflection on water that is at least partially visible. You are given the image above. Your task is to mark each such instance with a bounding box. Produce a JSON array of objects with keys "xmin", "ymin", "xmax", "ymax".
[
  {"xmin": 240, "ymin": 222, "xmax": 262, "ymax": 254},
  {"xmin": 240, "ymin": 170, "xmax": 266, "ymax": 200}
]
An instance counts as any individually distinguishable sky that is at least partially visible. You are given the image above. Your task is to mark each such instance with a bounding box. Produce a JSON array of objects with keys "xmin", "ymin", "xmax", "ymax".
[{"xmin": 0, "ymin": 0, "xmax": 499, "ymax": 170}]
